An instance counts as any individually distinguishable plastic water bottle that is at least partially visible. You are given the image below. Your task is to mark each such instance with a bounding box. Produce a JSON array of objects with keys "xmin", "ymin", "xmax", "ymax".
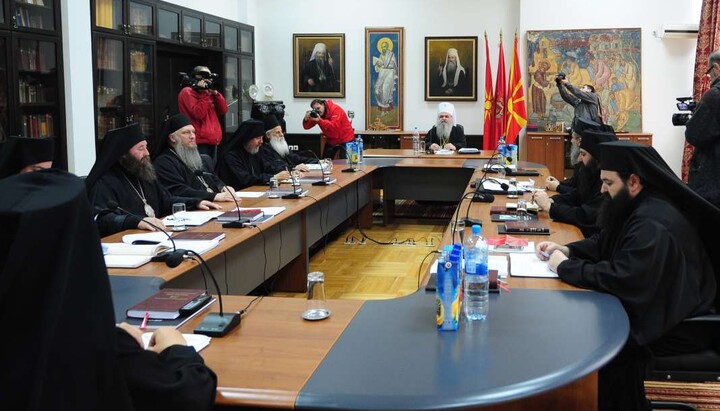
[
  {"xmin": 463, "ymin": 225, "xmax": 489, "ymax": 320},
  {"xmin": 356, "ymin": 134, "xmax": 364, "ymax": 164},
  {"xmin": 412, "ymin": 127, "xmax": 420, "ymax": 155}
]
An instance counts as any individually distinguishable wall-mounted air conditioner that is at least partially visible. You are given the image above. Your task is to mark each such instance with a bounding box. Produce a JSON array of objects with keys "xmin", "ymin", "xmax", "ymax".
[{"xmin": 654, "ymin": 23, "xmax": 699, "ymax": 39}]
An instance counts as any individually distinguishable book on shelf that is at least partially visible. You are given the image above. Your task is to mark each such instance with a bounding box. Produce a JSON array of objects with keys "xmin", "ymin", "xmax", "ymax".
[
  {"xmin": 498, "ymin": 221, "xmax": 550, "ymax": 235},
  {"xmin": 126, "ymin": 288, "xmax": 209, "ymax": 320},
  {"xmin": 217, "ymin": 208, "xmax": 264, "ymax": 223}
]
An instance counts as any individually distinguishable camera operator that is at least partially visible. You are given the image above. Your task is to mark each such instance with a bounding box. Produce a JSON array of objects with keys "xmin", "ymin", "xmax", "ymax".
[
  {"xmin": 302, "ymin": 99, "xmax": 354, "ymax": 159},
  {"xmin": 178, "ymin": 66, "xmax": 228, "ymax": 161},
  {"xmin": 685, "ymin": 50, "xmax": 720, "ymax": 207},
  {"xmin": 555, "ymin": 73, "xmax": 602, "ymax": 131}
]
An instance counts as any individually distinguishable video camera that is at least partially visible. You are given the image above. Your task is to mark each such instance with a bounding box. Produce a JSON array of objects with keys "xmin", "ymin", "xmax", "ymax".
[
  {"xmin": 179, "ymin": 70, "xmax": 219, "ymax": 91},
  {"xmin": 672, "ymin": 97, "xmax": 697, "ymax": 126}
]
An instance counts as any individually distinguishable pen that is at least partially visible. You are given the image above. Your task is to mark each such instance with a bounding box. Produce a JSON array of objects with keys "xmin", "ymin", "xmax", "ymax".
[
  {"xmin": 140, "ymin": 312, "xmax": 149, "ymax": 330},
  {"xmin": 540, "ymin": 251, "xmax": 550, "ymax": 258}
]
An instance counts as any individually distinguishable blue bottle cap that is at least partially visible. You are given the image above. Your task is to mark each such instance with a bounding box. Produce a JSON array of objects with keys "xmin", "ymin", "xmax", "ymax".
[{"xmin": 472, "ymin": 225, "xmax": 481, "ymax": 235}]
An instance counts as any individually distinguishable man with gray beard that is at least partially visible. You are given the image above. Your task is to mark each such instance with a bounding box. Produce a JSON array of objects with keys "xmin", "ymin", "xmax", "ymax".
[
  {"xmin": 87, "ymin": 123, "xmax": 220, "ymax": 236},
  {"xmin": 216, "ymin": 119, "xmax": 290, "ymax": 190},
  {"xmin": 259, "ymin": 115, "xmax": 318, "ymax": 175},
  {"xmin": 545, "ymin": 118, "xmax": 601, "ymax": 194},
  {"xmin": 301, "ymin": 43, "xmax": 338, "ymax": 92},
  {"xmin": 425, "ymin": 102, "xmax": 466, "ymax": 152},
  {"xmin": 433, "ymin": 48, "xmax": 470, "ymax": 97},
  {"xmin": 154, "ymin": 113, "xmax": 237, "ymax": 202}
]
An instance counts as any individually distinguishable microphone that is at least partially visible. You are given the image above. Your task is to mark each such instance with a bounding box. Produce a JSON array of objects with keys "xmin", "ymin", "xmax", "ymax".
[
  {"xmin": 105, "ymin": 201, "xmax": 187, "ymax": 268},
  {"xmin": 299, "ymin": 149, "xmax": 332, "ymax": 186},
  {"xmin": 193, "ymin": 170, "xmax": 249, "ymax": 228},
  {"xmin": 189, "ymin": 250, "xmax": 241, "ymax": 337},
  {"xmin": 281, "ymin": 167, "xmax": 301, "ymax": 199}
]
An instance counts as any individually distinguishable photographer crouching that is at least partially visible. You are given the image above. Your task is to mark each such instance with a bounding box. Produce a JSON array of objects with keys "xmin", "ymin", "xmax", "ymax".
[
  {"xmin": 302, "ymin": 99, "xmax": 354, "ymax": 159},
  {"xmin": 178, "ymin": 66, "xmax": 228, "ymax": 161},
  {"xmin": 555, "ymin": 72, "xmax": 602, "ymax": 130},
  {"xmin": 685, "ymin": 50, "xmax": 720, "ymax": 208}
]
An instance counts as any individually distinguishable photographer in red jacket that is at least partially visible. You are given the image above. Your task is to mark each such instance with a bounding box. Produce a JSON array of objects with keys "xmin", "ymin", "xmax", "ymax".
[
  {"xmin": 178, "ymin": 66, "xmax": 228, "ymax": 161},
  {"xmin": 302, "ymin": 99, "xmax": 354, "ymax": 158}
]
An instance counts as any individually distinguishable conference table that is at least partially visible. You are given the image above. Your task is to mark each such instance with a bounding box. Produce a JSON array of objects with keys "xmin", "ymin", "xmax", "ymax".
[{"xmin": 109, "ymin": 152, "xmax": 630, "ymax": 410}]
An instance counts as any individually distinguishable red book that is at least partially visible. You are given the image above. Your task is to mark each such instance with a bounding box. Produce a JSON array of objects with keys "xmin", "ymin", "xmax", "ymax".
[
  {"xmin": 172, "ymin": 231, "xmax": 226, "ymax": 242},
  {"xmin": 126, "ymin": 289, "xmax": 207, "ymax": 319},
  {"xmin": 217, "ymin": 209, "xmax": 264, "ymax": 222}
]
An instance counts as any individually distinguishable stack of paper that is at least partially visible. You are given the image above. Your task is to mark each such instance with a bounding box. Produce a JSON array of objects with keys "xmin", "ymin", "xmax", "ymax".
[
  {"xmin": 163, "ymin": 211, "xmax": 223, "ymax": 227},
  {"xmin": 142, "ymin": 333, "xmax": 211, "ymax": 352},
  {"xmin": 508, "ymin": 253, "xmax": 558, "ymax": 278}
]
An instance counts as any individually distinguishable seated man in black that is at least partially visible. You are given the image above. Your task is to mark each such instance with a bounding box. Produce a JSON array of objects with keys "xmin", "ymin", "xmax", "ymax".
[
  {"xmin": 545, "ymin": 118, "xmax": 601, "ymax": 194},
  {"xmin": 86, "ymin": 123, "xmax": 220, "ymax": 236},
  {"xmin": 533, "ymin": 129, "xmax": 617, "ymax": 237},
  {"xmin": 425, "ymin": 102, "xmax": 466, "ymax": 151},
  {"xmin": 153, "ymin": 113, "xmax": 237, "ymax": 202},
  {"xmin": 537, "ymin": 141, "xmax": 718, "ymax": 411},
  {"xmin": 216, "ymin": 119, "xmax": 289, "ymax": 189},
  {"xmin": 0, "ymin": 169, "xmax": 217, "ymax": 411},
  {"xmin": 0, "ymin": 135, "xmax": 54, "ymax": 178},
  {"xmin": 258, "ymin": 114, "xmax": 318, "ymax": 175}
]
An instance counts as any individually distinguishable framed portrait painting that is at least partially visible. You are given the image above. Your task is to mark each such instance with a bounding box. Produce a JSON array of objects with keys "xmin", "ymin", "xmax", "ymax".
[
  {"xmin": 293, "ymin": 33, "xmax": 345, "ymax": 98},
  {"xmin": 526, "ymin": 28, "xmax": 642, "ymax": 132},
  {"xmin": 425, "ymin": 36, "xmax": 477, "ymax": 101},
  {"xmin": 365, "ymin": 27, "xmax": 404, "ymax": 130}
]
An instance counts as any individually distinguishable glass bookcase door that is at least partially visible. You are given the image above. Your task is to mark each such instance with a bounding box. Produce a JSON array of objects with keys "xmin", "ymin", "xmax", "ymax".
[
  {"xmin": 128, "ymin": 1, "xmax": 153, "ymax": 37},
  {"xmin": 95, "ymin": 36, "xmax": 124, "ymax": 140},
  {"xmin": 240, "ymin": 28, "xmax": 253, "ymax": 54},
  {"xmin": 15, "ymin": 37, "xmax": 59, "ymax": 138},
  {"xmin": 157, "ymin": 7, "xmax": 179, "ymax": 42},
  {"xmin": 0, "ymin": 2, "xmax": 5, "ymax": 27},
  {"xmin": 94, "ymin": 0, "xmax": 123, "ymax": 32},
  {"xmin": 224, "ymin": 25, "xmax": 237, "ymax": 52},
  {"xmin": 204, "ymin": 19, "xmax": 220, "ymax": 49},
  {"xmin": 0, "ymin": 35, "xmax": 7, "ymax": 141},
  {"xmin": 240, "ymin": 56, "xmax": 253, "ymax": 123},
  {"xmin": 182, "ymin": 13, "xmax": 201, "ymax": 46},
  {"xmin": 12, "ymin": 0, "xmax": 55, "ymax": 31},
  {"xmin": 224, "ymin": 55, "xmax": 239, "ymax": 134},
  {"xmin": 128, "ymin": 40, "xmax": 153, "ymax": 138}
]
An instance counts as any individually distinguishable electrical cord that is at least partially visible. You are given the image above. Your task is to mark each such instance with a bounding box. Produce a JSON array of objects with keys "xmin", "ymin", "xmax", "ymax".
[{"xmin": 418, "ymin": 250, "xmax": 442, "ymax": 288}]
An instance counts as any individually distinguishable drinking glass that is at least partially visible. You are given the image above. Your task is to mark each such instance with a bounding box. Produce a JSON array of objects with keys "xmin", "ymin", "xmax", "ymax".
[
  {"xmin": 451, "ymin": 220, "xmax": 465, "ymax": 245},
  {"xmin": 516, "ymin": 198, "xmax": 528, "ymax": 220},
  {"xmin": 303, "ymin": 272, "xmax": 331, "ymax": 320},
  {"xmin": 172, "ymin": 203, "xmax": 187, "ymax": 231},
  {"xmin": 267, "ymin": 177, "xmax": 279, "ymax": 198}
]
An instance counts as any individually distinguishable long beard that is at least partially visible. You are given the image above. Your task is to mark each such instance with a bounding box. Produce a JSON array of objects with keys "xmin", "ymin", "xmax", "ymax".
[
  {"xmin": 269, "ymin": 136, "xmax": 290, "ymax": 157},
  {"xmin": 446, "ymin": 62, "xmax": 457, "ymax": 85},
  {"xmin": 436, "ymin": 121, "xmax": 452, "ymax": 140},
  {"xmin": 596, "ymin": 187, "xmax": 635, "ymax": 235},
  {"xmin": 569, "ymin": 144, "xmax": 581, "ymax": 166},
  {"xmin": 244, "ymin": 142, "xmax": 260, "ymax": 155},
  {"xmin": 172, "ymin": 141, "xmax": 203, "ymax": 171},
  {"xmin": 119, "ymin": 154, "xmax": 156, "ymax": 181}
]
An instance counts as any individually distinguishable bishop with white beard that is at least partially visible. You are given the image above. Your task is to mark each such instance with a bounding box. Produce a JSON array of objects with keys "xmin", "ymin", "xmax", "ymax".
[
  {"xmin": 258, "ymin": 114, "xmax": 318, "ymax": 174},
  {"xmin": 424, "ymin": 102, "xmax": 467, "ymax": 152}
]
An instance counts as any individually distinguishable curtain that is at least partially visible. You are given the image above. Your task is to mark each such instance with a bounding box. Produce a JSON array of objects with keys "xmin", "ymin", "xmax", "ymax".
[{"xmin": 682, "ymin": 0, "xmax": 720, "ymax": 181}]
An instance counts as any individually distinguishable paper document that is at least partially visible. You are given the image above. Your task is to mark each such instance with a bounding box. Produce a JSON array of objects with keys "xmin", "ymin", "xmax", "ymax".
[
  {"xmin": 104, "ymin": 254, "xmax": 151, "ymax": 268},
  {"xmin": 306, "ymin": 163, "xmax": 331, "ymax": 171},
  {"xmin": 163, "ymin": 211, "xmax": 223, "ymax": 227},
  {"xmin": 122, "ymin": 232, "xmax": 168, "ymax": 245},
  {"xmin": 235, "ymin": 191, "xmax": 265, "ymax": 198},
  {"xmin": 488, "ymin": 255, "xmax": 508, "ymax": 278},
  {"xmin": 434, "ymin": 149, "xmax": 454, "ymax": 155},
  {"xmin": 174, "ymin": 239, "xmax": 219, "ymax": 255},
  {"xmin": 483, "ymin": 163, "xmax": 516, "ymax": 171},
  {"xmin": 142, "ymin": 333, "xmax": 211, "ymax": 352},
  {"xmin": 509, "ymin": 253, "xmax": 558, "ymax": 278},
  {"xmin": 230, "ymin": 206, "xmax": 286, "ymax": 216}
]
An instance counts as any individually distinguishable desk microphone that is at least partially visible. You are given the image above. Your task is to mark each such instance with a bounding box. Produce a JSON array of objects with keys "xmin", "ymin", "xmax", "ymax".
[
  {"xmin": 105, "ymin": 201, "xmax": 187, "ymax": 268},
  {"xmin": 299, "ymin": 149, "xmax": 332, "ymax": 186},
  {"xmin": 194, "ymin": 170, "xmax": 249, "ymax": 228},
  {"xmin": 281, "ymin": 167, "xmax": 302, "ymax": 199},
  {"xmin": 188, "ymin": 250, "xmax": 241, "ymax": 337}
]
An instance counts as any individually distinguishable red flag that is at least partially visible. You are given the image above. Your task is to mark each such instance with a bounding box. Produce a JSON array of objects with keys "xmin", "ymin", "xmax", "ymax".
[
  {"xmin": 491, "ymin": 32, "xmax": 507, "ymax": 150},
  {"xmin": 505, "ymin": 31, "xmax": 527, "ymax": 145},
  {"xmin": 482, "ymin": 32, "xmax": 495, "ymax": 150}
]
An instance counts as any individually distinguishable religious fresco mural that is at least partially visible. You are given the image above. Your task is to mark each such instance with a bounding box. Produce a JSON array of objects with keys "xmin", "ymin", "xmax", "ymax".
[
  {"xmin": 526, "ymin": 28, "xmax": 642, "ymax": 132},
  {"xmin": 365, "ymin": 27, "xmax": 404, "ymax": 130}
]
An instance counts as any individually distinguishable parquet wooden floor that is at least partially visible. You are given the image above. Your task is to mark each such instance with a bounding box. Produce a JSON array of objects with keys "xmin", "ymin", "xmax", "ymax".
[{"xmin": 273, "ymin": 222, "xmax": 446, "ymax": 300}]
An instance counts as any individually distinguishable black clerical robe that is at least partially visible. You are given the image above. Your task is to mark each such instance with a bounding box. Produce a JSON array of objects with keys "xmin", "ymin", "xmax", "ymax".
[
  {"xmin": 557, "ymin": 194, "xmax": 716, "ymax": 345},
  {"xmin": 154, "ymin": 149, "xmax": 224, "ymax": 201},
  {"xmin": 89, "ymin": 166, "xmax": 201, "ymax": 236},
  {"xmin": 424, "ymin": 124, "xmax": 466, "ymax": 150},
  {"xmin": 555, "ymin": 162, "xmax": 582, "ymax": 194},
  {"xmin": 548, "ymin": 167, "xmax": 603, "ymax": 237},
  {"xmin": 216, "ymin": 148, "xmax": 274, "ymax": 189},
  {"xmin": 116, "ymin": 329, "xmax": 217, "ymax": 411},
  {"xmin": 258, "ymin": 144, "xmax": 318, "ymax": 174}
]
